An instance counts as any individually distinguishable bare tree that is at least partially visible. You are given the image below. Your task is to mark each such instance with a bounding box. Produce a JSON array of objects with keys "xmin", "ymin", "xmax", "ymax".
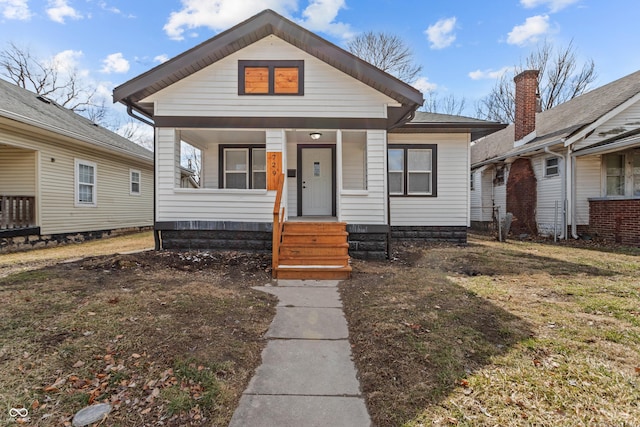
[
  {"xmin": 346, "ymin": 31, "xmax": 422, "ymax": 84},
  {"xmin": 422, "ymin": 92, "xmax": 467, "ymax": 115},
  {"xmin": 0, "ymin": 42, "xmax": 104, "ymax": 116},
  {"xmin": 476, "ymin": 40, "xmax": 597, "ymax": 123}
]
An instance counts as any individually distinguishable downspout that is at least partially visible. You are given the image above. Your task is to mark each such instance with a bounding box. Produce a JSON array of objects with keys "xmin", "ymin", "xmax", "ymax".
[
  {"xmin": 126, "ymin": 106, "xmax": 160, "ymax": 250},
  {"xmin": 569, "ymin": 145, "xmax": 579, "ymax": 239},
  {"xmin": 544, "ymin": 146, "xmax": 566, "ymax": 239}
]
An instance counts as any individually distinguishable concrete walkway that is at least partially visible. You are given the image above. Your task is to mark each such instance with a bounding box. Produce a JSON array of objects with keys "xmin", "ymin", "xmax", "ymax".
[{"xmin": 229, "ymin": 279, "xmax": 372, "ymax": 427}]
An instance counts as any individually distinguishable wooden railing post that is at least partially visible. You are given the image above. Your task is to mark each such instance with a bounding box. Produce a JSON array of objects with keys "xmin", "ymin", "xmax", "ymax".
[
  {"xmin": 0, "ymin": 195, "xmax": 35, "ymax": 230},
  {"xmin": 272, "ymin": 174, "xmax": 286, "ymax": 276}
]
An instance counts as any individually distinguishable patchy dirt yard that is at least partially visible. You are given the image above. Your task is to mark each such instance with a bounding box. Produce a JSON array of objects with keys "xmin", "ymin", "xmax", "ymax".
[
  {"xmin": 341, "ymin": 233, "xmax": 640, "ymax": 426},
  {"xmin": 0, "ymin": 248, "xmax": 274, "ymax": 426},
  {"xmin": 2, "ymin": 231, "xmax": 639, "ymax": 426}
]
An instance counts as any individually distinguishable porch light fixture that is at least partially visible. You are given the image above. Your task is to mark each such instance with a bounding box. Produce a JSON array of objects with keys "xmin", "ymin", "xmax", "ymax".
[{"xmin": 309, "ymin": 132, "xmax": 322, "ymax": 140}]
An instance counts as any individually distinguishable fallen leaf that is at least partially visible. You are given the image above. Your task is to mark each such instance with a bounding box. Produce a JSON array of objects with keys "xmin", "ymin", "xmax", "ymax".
[
  {"xmin": 73, "ymin": 361, "xmax": 85, "ymax": 368},
  {"xmin": 132, "ymin": 353, "xmax": 141, "ymax": 359}
]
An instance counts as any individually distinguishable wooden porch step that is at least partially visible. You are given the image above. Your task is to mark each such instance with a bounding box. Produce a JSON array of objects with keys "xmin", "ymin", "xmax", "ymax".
[
  {"xmin": 274, "ymin": 221, "xmax": 351, "ymax": 280},
  {"xmin": 277, "ymin": 254, "xmax": 350, "ymax": 266}
]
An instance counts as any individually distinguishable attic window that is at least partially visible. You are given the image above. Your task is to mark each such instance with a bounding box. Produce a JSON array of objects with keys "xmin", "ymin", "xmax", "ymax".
[{"xmin": 238, "ymin": 60, "xmax": 304, "ymax": 95}]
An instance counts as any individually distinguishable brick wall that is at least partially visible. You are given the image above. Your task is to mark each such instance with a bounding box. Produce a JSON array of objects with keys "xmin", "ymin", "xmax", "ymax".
[
  {"xmin": 507, "ymin": 158, "xmax": 538, "ymax": 235},
  {"xmin": 589, "ymin": 199, "xmax": 640, "ymax": 246}
]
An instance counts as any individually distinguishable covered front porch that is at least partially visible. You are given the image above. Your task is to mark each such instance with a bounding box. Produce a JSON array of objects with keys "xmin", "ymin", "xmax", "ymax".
[{"xmin": 0, "ymin": 144, "xmax": 38, "ymax": 237}]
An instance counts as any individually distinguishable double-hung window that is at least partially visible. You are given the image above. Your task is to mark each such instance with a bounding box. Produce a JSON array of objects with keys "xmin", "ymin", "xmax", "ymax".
[
  {"xmin": 238, "ymin": 60, "xmax": 304, "ymax": 95},
  {"xmin": 75, "ymin": 159, "xmax": 97, "ymax": 207},
  {"xmin": 545, "ymin": 157, "xmax": 559, "ymax": 177},
  {"xmin": 604, "ymin": 150, "xmax": 640, "ymax": 197},
  {"xmin": 220, "ymin": 146, "xmax": 266, "ymax": 189},
  {"xmin": 388, "ymin": 145, "xmax": 437, "ymax": 196},
  {"xmin": 130, "ymin": 169, "xmax": 141, "ymax": 195}
]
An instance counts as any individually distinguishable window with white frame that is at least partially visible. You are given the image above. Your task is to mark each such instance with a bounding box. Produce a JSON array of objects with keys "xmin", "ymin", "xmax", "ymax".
[
  {"xmin": 130, "ymin": 169, "xmax": 141, "ymax": 195},
  {"xmin": 220, "ymin": 146, "xmax": 266, "ymax": 189},
  {"xmin": 75, "ymin": 159, "xmax": 97, "ymax": 207},
  {"xmin": 545, "ymin": 157, "xmax": 559, "ymax": 177},
  {"xmin": 470, "ymin": 171, "xmax": 475, "ymax": 190},
  {"xmin": 388, "ymin": 145, "xmax": 437, "ymax": 196}
]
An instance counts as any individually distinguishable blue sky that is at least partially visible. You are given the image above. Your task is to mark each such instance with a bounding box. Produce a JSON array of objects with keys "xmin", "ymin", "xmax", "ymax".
[{"xmin": 1, "ymin": 0, "xmax": 639, "ymax": 129}]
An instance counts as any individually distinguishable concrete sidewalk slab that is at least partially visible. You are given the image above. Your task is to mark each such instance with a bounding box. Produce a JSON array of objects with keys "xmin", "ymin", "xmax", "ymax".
[
  {"xmin": 245, "ymin": 339, "xmax": 361, "ymax": 395},
  {"xmin": 265, "ymin": 306, "xmax": 348, "ymax": 339},
  {"xmin": 229, "ymin": 395, "xmax": 371, "ymax": 427},
  {"xmin": 254, "ymin": 286, "xmax": 341, "ymax": 307}
]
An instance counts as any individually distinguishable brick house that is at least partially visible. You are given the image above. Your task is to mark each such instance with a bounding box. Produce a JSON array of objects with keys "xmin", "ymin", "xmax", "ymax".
[{"xmin": 471, "ymin": 69, "xmax": 640, "ymax": 246}]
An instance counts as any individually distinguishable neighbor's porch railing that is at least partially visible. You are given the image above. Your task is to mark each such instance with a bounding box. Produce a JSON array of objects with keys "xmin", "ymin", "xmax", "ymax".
[
  {"xmin": 272, "ymin": 174, "xmax": 286, "ymax": 274},
  {"xmin": 0, "ymin": 195, "xmax": 36, "ymax": 230}
]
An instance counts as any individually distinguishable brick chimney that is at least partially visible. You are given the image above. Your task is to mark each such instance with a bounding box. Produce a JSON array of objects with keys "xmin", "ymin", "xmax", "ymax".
[{"xmin": 514, "ymin": 69, "xmax": 540, "ymax": 141}]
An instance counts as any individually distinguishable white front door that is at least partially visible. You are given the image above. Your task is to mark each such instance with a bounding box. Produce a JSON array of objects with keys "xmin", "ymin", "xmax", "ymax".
[{"xmin": 301, "ymin": 148, "xmax": 333, "ymax": 216}]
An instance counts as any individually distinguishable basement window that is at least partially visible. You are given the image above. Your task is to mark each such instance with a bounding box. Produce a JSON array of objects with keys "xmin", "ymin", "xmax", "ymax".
[{"xmin": 238, "ymin": 60, "xmax": 304, "ymax": 95}]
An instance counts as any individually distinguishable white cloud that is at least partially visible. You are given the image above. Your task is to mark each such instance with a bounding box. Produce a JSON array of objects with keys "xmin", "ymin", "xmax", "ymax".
[
  {"xmin": 507, "ymin": 15, "xmax": 549, "ymax": 46},
  {"xmin": 163, "ymin": 0, "xmax": 297, "ymax": 41},
  {"xmin": 468, "ymin": 66, "xmax": 512, "ymax": 80},
  {"xmin": 101, "ymin": 53, "xmax": 130, "ymax": 73},
  {"xmin": 0, "ymin": 0, "xmax": 31, "ymax": 20},
  {"xmin": 298, "ymin": 0, "xmax": 353, "ymax": 39},
  {"xmin": 425, "ymin": 17, "xmax": 457, "ymax": 50},
  {"xmin": 520, "ymin": 0, "xmax": 579, "ymax": 13},
  {"xmin": 46, "ymin": 0, "xmax": 82, "ymax": 24},
  {"xmin": 412, "ymin": 77, "xmax": 438, "ymax": 94},
  {"xmin": 49, "ymin": 49, "xmax": 83, "ymax": 74},
  {"xmin": 154, "ymin": 54, "xmax": 170, "ymax": 63}
]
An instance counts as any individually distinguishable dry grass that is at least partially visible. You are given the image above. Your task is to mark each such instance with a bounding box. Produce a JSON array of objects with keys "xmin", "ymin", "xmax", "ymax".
[
  {"xmin": 0, "ymin": 231, "xmax": 154, "ymax": 276},
  {"xmin": 341, "ymin": 233, "xmax": 640, "ymax": 426},
  {"xmin": 0, "ymin": 249, "xmax": 275, "ymax": 426}
]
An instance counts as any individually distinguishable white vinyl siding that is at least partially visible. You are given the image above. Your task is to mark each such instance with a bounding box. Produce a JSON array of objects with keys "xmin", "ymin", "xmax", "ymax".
[
  {"xmin": 575, "ymin": 155, "xmax": 601, "ymax": 225},
  {"xmin": 341, "ymin": 132, "xmax": 367, "ymax": 191},
  {"xmin": 0, "ymin": 125, "xmax": 152, "ymax": 234},
  {"xmin": 145, "ymin": 35, "xmax": 396, "ymax": 119},
  {"xmin": 388, "ymin": 133, "xmax": 469, "ymax": 226},
  {"xmin": 533, "ymin": 154, "xmax": 564, "ymax": 236},
  {"xmin": 0, "ymin": 145, "xmax": 36, "ymax": 196},
  {"xmin": 339, "ymin": 129, "xmax": 386, "ymax": 224}
]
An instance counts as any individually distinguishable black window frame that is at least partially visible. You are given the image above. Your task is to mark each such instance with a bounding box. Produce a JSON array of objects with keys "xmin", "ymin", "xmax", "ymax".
[
  {"xmin": 387, "ymin": 144, "xmax": 438, "ymax": 197},
  {"xmin": 218, "ymin": 144, "xmax": 267, "ymax": 189},
  {"xmin": 238, "ymin": 60, "xmax": 305, "ymax": 96}
]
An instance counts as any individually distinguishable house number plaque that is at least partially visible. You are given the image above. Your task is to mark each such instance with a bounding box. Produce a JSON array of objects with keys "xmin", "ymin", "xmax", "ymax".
[{"xmin": 266, "ymin": 151, "xmax": 282, "ymax": 190}]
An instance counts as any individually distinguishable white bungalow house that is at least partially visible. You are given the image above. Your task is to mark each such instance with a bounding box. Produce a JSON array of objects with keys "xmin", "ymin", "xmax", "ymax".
[
  {"xmin": 114, "ymin": 9, "xmax": 503, "ymax": 278},
  {"xmin": 0, "ymin": 78, "xmax": 154, "ymax": 252},
  {"xmin": 471, "ymin": 69, "xmax": 640, "ymax": 246}
]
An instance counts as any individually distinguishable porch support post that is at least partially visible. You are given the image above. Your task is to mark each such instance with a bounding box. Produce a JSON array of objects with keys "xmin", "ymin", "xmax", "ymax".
[{"xmin": 336, "ymin": 129, "xmax": 343, "ymax": 220}]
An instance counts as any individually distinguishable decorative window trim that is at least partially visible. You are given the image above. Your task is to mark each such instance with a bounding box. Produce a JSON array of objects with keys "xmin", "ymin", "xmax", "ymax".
[
  {"xmin": 130, "ymin": 169, "xmax": 141, "ymax": 196},
  {"xmin": 544, "ymin": 157, "xmax": 560, "ymax": 177},
  {"xmin": 74, "ymin": 159, "xmax": 97, "ymax": 207},
  {"xmin": 238, "ymin": 60, "xmax": 304, "ymax": 96},
  {"xmin": 388, "ymin": 144, "xmax": 437, "ymax": 197},
  {"xmin": 218, "ymin": 145, "xmax": 266, "ymax": 189}
]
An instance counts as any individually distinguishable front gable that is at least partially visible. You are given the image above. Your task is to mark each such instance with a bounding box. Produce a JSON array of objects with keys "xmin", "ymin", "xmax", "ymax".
[
  {"xmin": 144, "ymin": 35, "xmax": 398, "ymax": 121},
  {"xmin": 573, "ymin": 96, "xmax": 640, "ymax": 151},
  {"xmin": 114, "ymin": 9, "xmax": 423, "ymax": 130}
]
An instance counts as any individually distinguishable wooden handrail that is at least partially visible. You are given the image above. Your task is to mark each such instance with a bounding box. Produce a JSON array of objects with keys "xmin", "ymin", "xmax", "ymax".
[
  {"xmin": 272, "ymin": 174, "xmax": 286, "ymax": 275},
  {"xmin": 0, "ymin": 195, "xmax": 36, "ymax": 230}
]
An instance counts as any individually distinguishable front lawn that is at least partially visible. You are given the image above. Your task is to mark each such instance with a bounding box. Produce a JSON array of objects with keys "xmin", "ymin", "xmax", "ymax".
[{"xmin": 341, "ymin": 234, "xmax": 640, "ymax": 426}]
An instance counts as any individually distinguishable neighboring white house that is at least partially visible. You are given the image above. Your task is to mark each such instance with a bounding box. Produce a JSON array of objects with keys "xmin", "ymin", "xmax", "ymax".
[
  {"xmin": 471, "ymin": 69, "xmax": 640, "ymax": 246},
  {"xmin": 0, "ymin": 78, "xmax": 154, "ymax": 252},
  {"xmin": 114, "ymin": 9, "xmax": 502, "ymax": 268}
]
